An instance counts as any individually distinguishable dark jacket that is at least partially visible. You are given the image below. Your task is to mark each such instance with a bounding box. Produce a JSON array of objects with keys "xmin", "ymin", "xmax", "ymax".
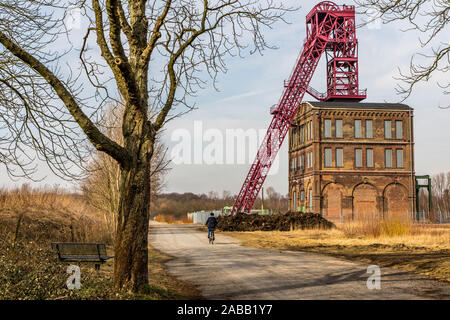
[{"xmin": 205, "ymin": 216, "xmax": 218, "ymax": 230}]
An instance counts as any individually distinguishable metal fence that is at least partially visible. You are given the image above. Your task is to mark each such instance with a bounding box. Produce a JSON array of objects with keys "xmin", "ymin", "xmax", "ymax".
[{"xmin": 187, "ymin": 209, "xmax": 273, "ymax": 224}]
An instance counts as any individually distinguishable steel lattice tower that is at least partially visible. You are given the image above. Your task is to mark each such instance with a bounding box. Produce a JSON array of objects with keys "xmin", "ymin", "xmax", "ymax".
[{"xmin": 232, "ymin": 1, "xmax": 366, "ymax": 214}]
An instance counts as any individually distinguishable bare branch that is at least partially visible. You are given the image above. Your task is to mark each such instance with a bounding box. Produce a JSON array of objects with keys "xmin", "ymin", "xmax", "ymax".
[
  {"xmin": 356, "ymin": 0, "xmax": 449, "ymax": 100},
  {"xmin": 0, "ymin": 31, "xmax": 130, "ymax": 165}
]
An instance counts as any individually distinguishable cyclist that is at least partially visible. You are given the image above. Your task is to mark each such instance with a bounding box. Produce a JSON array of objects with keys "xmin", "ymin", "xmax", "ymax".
[{"xmin": 205, "ymin": 212, "xmax": 218, "ymax": 239}]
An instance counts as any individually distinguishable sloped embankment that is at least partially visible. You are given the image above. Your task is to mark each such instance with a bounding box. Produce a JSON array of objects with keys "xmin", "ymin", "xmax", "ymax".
[{"xmin": 217, "ymin": 212, "xmax": 335, "ymax": 231}]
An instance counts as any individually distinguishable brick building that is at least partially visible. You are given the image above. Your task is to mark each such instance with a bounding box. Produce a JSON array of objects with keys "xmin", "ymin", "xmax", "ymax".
[{"xmin": 288, "ymin": 101, "xmax": 415, "ymax": 221}]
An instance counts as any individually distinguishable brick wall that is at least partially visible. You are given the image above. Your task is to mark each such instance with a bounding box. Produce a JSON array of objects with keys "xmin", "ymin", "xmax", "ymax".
[{"xmin": 288, "ymin": 102, "xmax": 415, "ymax": 220}]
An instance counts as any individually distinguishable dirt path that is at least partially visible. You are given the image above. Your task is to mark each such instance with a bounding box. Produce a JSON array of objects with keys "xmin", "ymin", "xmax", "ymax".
[{"xmin": 150, "ymin": 222, "xmax": 450, "ymax": 300}]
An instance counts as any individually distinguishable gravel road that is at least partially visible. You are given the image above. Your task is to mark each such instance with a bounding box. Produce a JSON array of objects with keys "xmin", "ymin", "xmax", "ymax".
[{"xmin": 150, "ymin": 222, "xmax": 450, "ymax": 300}]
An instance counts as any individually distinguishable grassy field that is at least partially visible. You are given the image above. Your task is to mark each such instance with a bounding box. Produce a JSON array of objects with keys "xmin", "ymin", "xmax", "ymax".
[
  {"xmin": 0, "ymin": 186, "xmax": 201, "ymax": 300},
  {"xmin": 0, "ymin": 239, "xmax": 201, "ymax": 300},
  {"xmin": 223, "ymin": 221, "xmax": 450, "ymax": 282}
]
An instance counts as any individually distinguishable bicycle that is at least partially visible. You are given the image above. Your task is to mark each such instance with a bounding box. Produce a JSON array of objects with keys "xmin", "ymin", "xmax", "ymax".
[{"xmin": 208, "ymin": 229, "xmax": 215, "ymax": 244}]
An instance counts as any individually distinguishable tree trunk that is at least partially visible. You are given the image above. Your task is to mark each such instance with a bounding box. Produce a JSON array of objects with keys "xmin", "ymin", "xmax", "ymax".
[{"xmin": 113, "ymin": 148, "xmax": 151, "ymax": 292}]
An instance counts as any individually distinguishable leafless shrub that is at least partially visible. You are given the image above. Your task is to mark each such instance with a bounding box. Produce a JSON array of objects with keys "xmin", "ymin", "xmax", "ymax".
[{"xmin": 356, "ymin": 0, "xmax": 449, "ymax": 104}]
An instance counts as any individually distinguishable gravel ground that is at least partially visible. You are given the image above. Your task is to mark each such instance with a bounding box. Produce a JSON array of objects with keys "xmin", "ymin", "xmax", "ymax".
[{"xmin": 150, "ymin": 222, "xmax": 450, "ymax": 300}]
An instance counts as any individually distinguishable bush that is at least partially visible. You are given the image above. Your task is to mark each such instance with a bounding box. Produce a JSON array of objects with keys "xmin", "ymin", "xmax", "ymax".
[
  {"xmin": 0, "ymin": 186, "xmax": 112, "ymax": 245},
  {"xmin": 0, "ymin": 239, "xmax": 119, "ymax": 300}
]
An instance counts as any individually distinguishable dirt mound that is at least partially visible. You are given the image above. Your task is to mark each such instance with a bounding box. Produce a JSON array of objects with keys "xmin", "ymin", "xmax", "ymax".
[{"xmin": 217, "ymin": 212, "xmax": 335, "ymax": 231}]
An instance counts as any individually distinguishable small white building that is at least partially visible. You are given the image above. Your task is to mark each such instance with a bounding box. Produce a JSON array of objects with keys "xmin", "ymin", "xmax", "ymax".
[
  {"xmin": 187, "ymin": 208, "xmax": 272, "ymax": 224},
  {"xmin": 187, "ymin": 210, "xmax": 223, "ymax": 224}
]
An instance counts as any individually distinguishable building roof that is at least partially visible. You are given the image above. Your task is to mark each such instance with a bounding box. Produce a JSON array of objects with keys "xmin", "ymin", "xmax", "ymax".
[{"xmin": 306, "ymin": 101, "xmax": 412, "ymax": 111}]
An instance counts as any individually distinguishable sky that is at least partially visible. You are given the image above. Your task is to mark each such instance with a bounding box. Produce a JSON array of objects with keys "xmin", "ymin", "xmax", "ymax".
[{"xmin": 0, "ymin": 0, "xmax": 449, "ymax": 197}]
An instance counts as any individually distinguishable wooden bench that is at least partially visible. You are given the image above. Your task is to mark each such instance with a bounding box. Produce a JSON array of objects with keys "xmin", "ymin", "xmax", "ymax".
[{"xmin": 51, "ymin": 242, "xmax": 114, "ymax": 270}]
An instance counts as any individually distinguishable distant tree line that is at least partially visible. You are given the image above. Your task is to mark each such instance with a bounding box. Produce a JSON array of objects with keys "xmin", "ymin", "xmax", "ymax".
[{"xmin": 152, "ymin": 187, "xmax": 289, "ymax": 220}]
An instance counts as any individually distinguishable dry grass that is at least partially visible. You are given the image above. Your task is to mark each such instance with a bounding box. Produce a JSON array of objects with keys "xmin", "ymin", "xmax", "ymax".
[
  {"xmin": 0, "ymin": 185, "xmax": 112, "ymax": 244},
  {"xmin": 0, "ymin": 185, "xmax": 201, "ymax": 300},
  {"xmin": 180, "ymin": 215, "xmax": 193, "ymax": 224},
  {"xmin": 154, "ymin": 214, "xmax": 175, "ymax": 224},
  {"xmin": 340, "ymin": 215, "xmax": 414, "ymax": 238},
  {"xmin": 0, "ymin": 236, "xmax": 202, "ymax": 300},
  {"xmin": 224, "ymin": 218, "xmax": 450, "ymax": 282},
  {"xmin": 154, "ymin": 214, "xmax": 192, "ymax": 224}
]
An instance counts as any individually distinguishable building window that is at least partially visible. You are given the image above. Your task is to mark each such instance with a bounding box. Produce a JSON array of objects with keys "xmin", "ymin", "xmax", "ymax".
[
  {"xmin": 293, "ymin": 128, "xmax": 296, "ymax": 146},
  {"xmin": 293, "ymin": 128, "xmax": 295, "ymax": 147},
  {"xmin": 355, "ymin": 148, "xmax": 362, "ymax": 168},
  {"xmin": 306, "ymin": 122, "xmax": 309, "ymax": 140},
  {"xmin": 324, "ymin": 148, "xmax": 332, "ymax": 167},
  {"xmin": 324, "ymin": 119, "xmax": 332, "ymax": 138},
  {"xmin": 385, "ymin": 149, "xmax": 393, "ymax": 168},
  {"xmin": 354, "ymin": 119, "xmax": 362, "ymax": 138},
  {"xmin": 293, "ymin": 191, "xmax": 297, "ymax": 211},
  {"xmin": 305, "ymin": 152, "xmax": 313, "ymax": 169},
  {"xmin": 306, "ymin": 152, "xmax": 310, "ymax": 168},
  {"xmin": 384, "ymin": 120, "xmax": 392, "ymax": 139},
  {"xmin": 335, "ymin": 119, "xmax": 343, "ymax": 138},
  {"xmin": 306, "ymin": 122, "xmax": 309, "ymax": 141},
  {"xmin": 304, "ymin": 124, "xmax": 307, "ymax": 142},
  {"xmin": 309, "ymin": 121, "xmax": 313, "ymax": 140},
  {"xmin": 396, "ymin": 120, "xmax": 403, "ymax": 139},
  {"xmin": 336, "ymin": 148, "xmax": 343, "ymax": 167},
  {"xmin": 301, "ymin": 154, "xmax": 305, "ymax": 170},
  {"xmin": 366, "ymin": 120, "xmax": 373, "ymax": 138},
  {"xmin": 309, "ymin": 189, "xmax": 313, "ymax": 210},
  {"xmin": 298, "ymin": 127, "xmax": 301, "ymax": 145},
  {"xmin": 300, "ymin": 125, "xmax": 303, "ymax": 143},
  {"xmin": 396, "ymin": 149, "xmax": 404, "ymax": 168},
  {"xmin": 300, "ymin": 190, "xmax": 305, "ymax": 201},
  {"xmin": 366, "ymin": 149, "xmax": 374, "ymax": 168}
]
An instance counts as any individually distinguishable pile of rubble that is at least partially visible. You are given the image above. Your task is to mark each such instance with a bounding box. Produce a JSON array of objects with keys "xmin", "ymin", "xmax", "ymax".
[{"xmin": 217, "ymin": 212, "xmax": 335, "ymax": 232}]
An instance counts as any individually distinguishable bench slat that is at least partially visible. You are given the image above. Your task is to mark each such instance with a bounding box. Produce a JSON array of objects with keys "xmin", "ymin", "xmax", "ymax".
[
  {"xmin": 59, "ymin": 256, "xmax": 113, "ymax": 261},
  {"xmin": 51, "ymin": 242, "xmax": 113, "ymax": 264}
]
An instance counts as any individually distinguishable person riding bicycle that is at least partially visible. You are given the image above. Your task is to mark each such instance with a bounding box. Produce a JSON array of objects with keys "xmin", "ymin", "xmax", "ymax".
[{"xmin": 205, "ymin": 212, "xmax": 218, "ymax": 239}]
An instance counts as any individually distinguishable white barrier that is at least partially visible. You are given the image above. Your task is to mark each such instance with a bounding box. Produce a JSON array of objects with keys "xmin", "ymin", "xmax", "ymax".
[{"xmin": 187, "ymin": 210, "xmax": 223, "ymax": 224}]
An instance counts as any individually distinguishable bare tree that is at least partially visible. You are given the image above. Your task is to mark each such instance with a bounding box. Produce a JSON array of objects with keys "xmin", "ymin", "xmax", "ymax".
[
  {"xmin": 356, "ymin": 0, "xmax": 449, "ymax": 105},
  {"xmin": 432, "ymin": 172, "xmax": 450, "ymax": 222},
  {"xmin": 222, "ymin": 190, "xmax": 231, "ymax": 201},
  {"xmin": 0, "ymin": 0, "xmax": 293, "ymax": 291},
  {"xmin": 81, "ymin": 105, "xmax": 169, "ymax": 237}
]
